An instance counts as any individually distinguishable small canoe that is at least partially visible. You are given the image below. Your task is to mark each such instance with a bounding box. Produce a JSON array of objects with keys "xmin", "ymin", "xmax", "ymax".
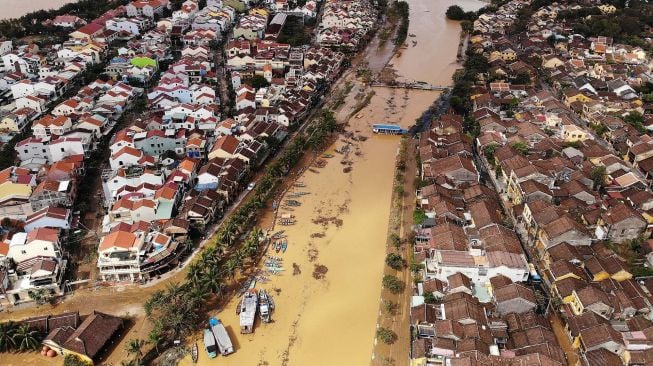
[
  {"xmin": 192, "ymin": 342, "xmax": 199, "ymax": 363},
  {"xmin": 282, "ymin": 241, "xmax": 287, "ymax": 253}
]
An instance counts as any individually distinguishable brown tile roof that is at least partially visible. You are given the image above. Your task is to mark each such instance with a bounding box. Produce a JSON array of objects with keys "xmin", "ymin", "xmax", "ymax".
[
  {"xmin": 494, "ymin": 283, "xmax": 537, "ymax": 305},
  {"xmin": 549, "ymin": 260, "xmax": 587, "ymax": 281},
  {"xmin": 60, "ymin": 311, "xmax": 123, "ymax": 360},
  {"xmin": 567, "ymin": 311, "xmax": 609, "ymax": 337},
  {"xmin": 547, "ymin": 242, "xmax": 583, "ymax": 262},
  {"xmin": 580, "ymin": 323, "xmax": 623, "ymax": 349},
  {"xmin": 553, "ymin": 276, "xmax": 587, "ymax": 298},
  {"xmin": 447, "ymin": 272, "xmax": 472, "ymax": 291},
  {"xmin": 428, "ymin": 222, "xmax": 468, "ymax": 251},
  {"xmin": 489, "ymin": 274, "xmax": 513, "ymax": 290},
  {"xmin": 541, "ymin": 215, "xmax": 589, "ymax": 240},
  {"xmin": 479, "ymin": 224, "xmax": 523, "ymax": 254},
  {"xmin": 576, "ymin": 285, "xmax": 614, "ymax": 309},
  {"xmin": 468, "ymin": 199, "xmax": 502, "ymax": 229}
]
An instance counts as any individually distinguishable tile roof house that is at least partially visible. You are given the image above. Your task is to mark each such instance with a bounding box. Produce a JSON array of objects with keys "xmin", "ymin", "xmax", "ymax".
[
  {"xmin": 493, "ymin": 283, "xmax": 538, "ymax": 315},
  {"xmin": 595, "ymin": 203, "xmax": 647, "ymax": 243},
  {"xmin": 579, "ymin": 323, "xmax": 625, "ymax": 356},
  {"xmin": 43, "ymin": 311, "xmax": 124, "ymax": 364}
]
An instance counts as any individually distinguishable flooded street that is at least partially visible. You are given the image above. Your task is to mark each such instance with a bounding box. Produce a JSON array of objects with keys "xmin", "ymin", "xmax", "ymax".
[
  {"xmin": 184, "ymin": 1, "xmax": 484, "ymax": 365},
  {"xmin": 0, "ymin": 0, "xmax": 78, "ymax": 20}
]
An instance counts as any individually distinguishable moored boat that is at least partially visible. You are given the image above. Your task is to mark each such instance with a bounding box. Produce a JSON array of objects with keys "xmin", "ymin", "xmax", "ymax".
[
  {"xmin": 203, "ymin": 329, "xmax": 218, "ymax": 359},
  {"xmin": 258, "ymin": 289, "xmax": 272, "ymax": 323},
  {"xmin": 239, "ymin": 289, "xmax": 258, "ymax": 334},
  {"xmin": 210, "ymin": 317, "xmax": 234, "ymax": 356},
  {"xmin": 192, "ymin": 342, "xmax": 198, "ymax": 363}
]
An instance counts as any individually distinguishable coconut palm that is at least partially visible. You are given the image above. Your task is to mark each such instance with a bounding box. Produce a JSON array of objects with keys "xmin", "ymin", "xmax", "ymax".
[
  {"xmin": 186, "ymin": 263, "xmax": 203, "ymax": 288},
  {"xmin": 13, "ymin": 324, "xmax": 40, "ymax": 351},
  {"xmin": 148, "ymin": 329, "xmax": 162, "ymax": 354},
  {"xmin": 223, "ymin": 257, "xmax": 240, "ymax": 278},
  {"xmin": 201, "ymin": 266, "xmax": 225, "ymax": 295},
  {"xmin": 0, "ymin": 322, "xmax": 17, "ymax": 352},
  {"xmin": 125, "ymin": 338, "xmax": 147, "ymax": 363}
]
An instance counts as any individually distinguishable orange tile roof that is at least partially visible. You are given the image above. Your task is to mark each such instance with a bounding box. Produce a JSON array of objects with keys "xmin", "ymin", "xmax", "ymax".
[
  {"xmin": 99, "ymin": 231, "xmax": 137, "ymax": 251},
  {"xmin": 26, "ymin": 228, "xmax": 59, "ymax": 243}
]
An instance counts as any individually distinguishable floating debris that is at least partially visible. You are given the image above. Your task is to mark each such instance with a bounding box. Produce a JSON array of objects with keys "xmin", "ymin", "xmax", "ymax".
[{"xmin": 313, "ymin": 264, "xmax": 328, "ymax": 280}]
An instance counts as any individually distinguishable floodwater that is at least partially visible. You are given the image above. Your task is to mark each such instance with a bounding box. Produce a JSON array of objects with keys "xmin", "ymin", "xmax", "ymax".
[
  {"xmin": 184, "ymin": 1, "xmax": 484, "ymax": 365},
  {"xmin": 0, "ymin": 0, "xmax": 78, "ymax": 20},
  {"xmin": 391, "ymin": 0, "xmax": 485, "ymax": 85}
]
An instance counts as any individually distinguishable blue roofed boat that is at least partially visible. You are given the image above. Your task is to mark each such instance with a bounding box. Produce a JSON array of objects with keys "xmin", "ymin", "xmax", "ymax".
[{"xmin": 372, "ymin": 124, "xmax": 406, "ymax": 135}]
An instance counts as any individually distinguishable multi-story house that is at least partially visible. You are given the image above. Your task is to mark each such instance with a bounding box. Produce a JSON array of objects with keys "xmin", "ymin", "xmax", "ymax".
[{"xmin": 29, "ymin": 179, "xmax": 76, "ymax": 212}]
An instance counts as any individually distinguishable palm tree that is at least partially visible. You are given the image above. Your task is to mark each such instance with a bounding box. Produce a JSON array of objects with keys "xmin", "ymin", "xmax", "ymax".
[
  {"xmin": 201, "ymin": 266, "xmax": 224, "ymax": 295},
  {"xmin": 13, "ymin": 324, "xmax": 40, "ymax": 351},
  {"xmin": 223, "ymin": 257, "xmax": 241, "ymax": 278},
  {"xmin": 186, "ymin": 263, "xmax": 203, "ymax": 288},
  {"xmin": 125, "ymin": 338, "xmax": 147, "ymax": 363},
  {"xmin": 120, "ymin": 360, "xmax": 138, "ymax": 366},
  {"xmin": 0, "ymin": 322, "xmax": 17, "ymax": 352},
  {"xmin": 148, "ymin": 329, "xmax": 162, "ymax": 354}
]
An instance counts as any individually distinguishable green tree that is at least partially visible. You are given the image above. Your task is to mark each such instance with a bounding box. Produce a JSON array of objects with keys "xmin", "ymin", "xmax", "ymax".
[
  {"xmin": 385, "ymin": 253, "xmax": 404, "ymax": 270},
  {"xmin": 424, "ymin": 292, "xmax": 438, "ymax": 304},
  {"xmin": 0, "ymin": 322, "xmax": 17, "ymax": 352},
  {"xmin": 13, "ymin": 324, "xmax": 41, "ymax": 351},
  {"xmin": 512, "ymin": 142, "xmax": 529, "ymax": 156},
  {"xmin": 513, "ymin": 72, "xmax": 531, "ymax": 85},
  {"xmin": 483, "ymin": 143, "xmax": 499, "ymax": 165},
  {"xmin": 125, "ymin": 338, "xmax": 147, "ymax": 363},
  {"xmin": 590, "ymin": 166, "xmax": 607, "ymax": 191},
  {"xmin": 413, "ymin": 208, "xmax": 427, "ymax": 225},
  {"xmin": 377, "ymin": 327, "xmax": 398, "ymax": 344},
  {"xmin": 446, "ymin": 5, "xmax": 466, "ymax": 20},
  {"xmin": 148, "ymin": 328, "xmax": 163, "ymax": 354},
  {"xmin": 382, "ymin": 275, "xmax": 404, "ymax": 294},
  {"xmin": 624, "ymin": 111, "xmax": 646, "ymax": 133},
  {"xmin": 63, "ymin": 354, "xmax": 91, "ymax": 366},
  {"xmin": 383, "ymin": 300, "xmax": 399, "ymax": 315},
  {"xmin": 27, "ymin": 288, "xmax": 49, "ymax": 306},
  {"xmin": 389, "ymin": 233, "xmax": 401, "ymax": 249},
  {"xmin": 250, "ymin": 75, "xmax": 269, "ymax": 89}
]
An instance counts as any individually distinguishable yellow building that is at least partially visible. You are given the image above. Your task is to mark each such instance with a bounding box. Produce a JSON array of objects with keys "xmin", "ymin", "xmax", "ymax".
[
  {"xmin": 561, "ymin": 124, "xmax": 589, "ymax": 143},
  {"xmin": 249, "ymin": 8, "xmax": 269, "ymax": 17}
]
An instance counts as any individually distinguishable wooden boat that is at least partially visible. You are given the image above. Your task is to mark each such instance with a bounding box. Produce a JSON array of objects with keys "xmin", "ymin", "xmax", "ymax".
[
  {"xmin": 282, "ymin": 241, "xmax": 287, "ymax": 253},
  {"xmin": 203, "ymin": 329, "xmax": 218, "ymax": 359},
  {"xmin": 239, "ymin": 289, "xmax": 258, "ymax": 334},
  {"xmin": 258, "ymin": 289, "xmax": 272, "ymax": 323},
  {"xmin": 278, "ymin": 219, "xmax": 296, "ymax": 226},
  {"xmin": 192, "ymin": 342, "xmax": 198, "ymax": 363},
  {"xmin": 210, "ymin": 317, "xmax": 234, "ymax": 356}
]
